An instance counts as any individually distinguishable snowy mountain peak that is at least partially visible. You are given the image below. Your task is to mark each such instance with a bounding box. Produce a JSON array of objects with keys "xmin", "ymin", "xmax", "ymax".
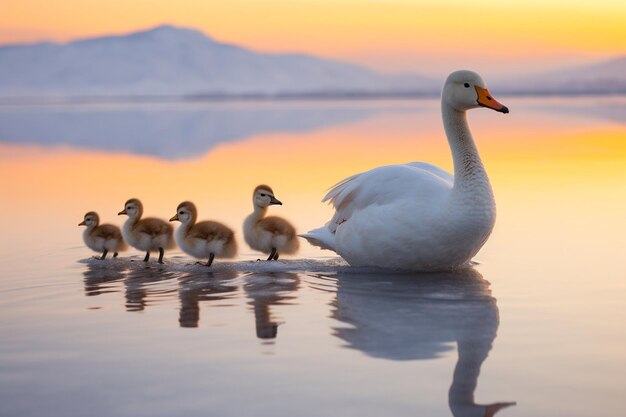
[
  {"xmin": 122, "ymin": 24, "xmax": 216, "ymax": 44},
  {"xmin": 66, "ymin": 24, "xmax": 218, "ymax": 48},
  {"xmin": 0, "ymin": 25, "xmax": 435, "ymax": 98}
]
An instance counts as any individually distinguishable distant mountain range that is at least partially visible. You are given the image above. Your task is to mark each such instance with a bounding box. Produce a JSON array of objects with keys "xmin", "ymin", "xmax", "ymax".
[
  {"xmin": 493, "ymin": 56, "xmax": 626, "ymax": 95},
  {"xmin": 0, "ymin": 24, "xmax": 624, "ymax": 98},
  {"xmin": 0, "ymin": 25, "xmax": 436, "ymax": 98}
]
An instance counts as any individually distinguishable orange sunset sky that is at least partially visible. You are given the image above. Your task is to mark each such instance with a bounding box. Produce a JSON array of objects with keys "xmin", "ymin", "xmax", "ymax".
[{"xmin": 1, "ymin": 0, "xmax": 625, "ymax": 77}]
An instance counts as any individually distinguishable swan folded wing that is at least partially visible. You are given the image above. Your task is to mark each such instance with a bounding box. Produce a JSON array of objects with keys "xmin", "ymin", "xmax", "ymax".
[
  {"xmin": 91, "ymin": 224, "xmax": 121, "ymax": 240},
  {"xmin": 136, "ymin": 218, "xmax": 172, "ymax": 237},
  {"xmin": 322, "ymin": 172, "xmax": 361, "ymax": 204},
  {"xmin": 323, "ymin": 163, "xmax": 453, "ymax": 232},
  {"xmin": 405, "ymin": 162, "xmax": 454, "ymax": 184},
  {"xmin": 189, "ymin": 221, "xmax": 233, "ymax": 242},
  {"xmin": 259, "ymin": 216, "xmax": 296, "ymax": 237}
]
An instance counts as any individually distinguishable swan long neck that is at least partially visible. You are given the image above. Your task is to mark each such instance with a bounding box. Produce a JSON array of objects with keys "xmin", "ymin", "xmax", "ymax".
[{"xmin": 442, "ymin": 103, "xmax": 493, "ymax": 204}]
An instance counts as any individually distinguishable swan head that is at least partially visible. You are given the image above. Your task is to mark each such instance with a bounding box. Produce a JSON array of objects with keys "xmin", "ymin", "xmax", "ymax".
[
  {"xmin": 442, "ymin": 70, "xmax": 508, "ymax": 114},
  {"xmin": 170, "ymin": 201, "xmax": 197, "ymax": 225},
  {"xmin": 79, "ymin": 211, "xmax": 99, "ymax": 228},
  {"xmin": 253, "ymin": 184, "xmax": 282, "ymax": 208},
  {"xmin": 118, "ymin": 198, "xmax": 143, "ymax": 219}
]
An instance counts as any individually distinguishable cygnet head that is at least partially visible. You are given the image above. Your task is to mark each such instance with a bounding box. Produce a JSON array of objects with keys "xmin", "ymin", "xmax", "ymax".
[
  {"xmin": 118, "ymin": 198, "xmax": 143, "ymax": 218},
  {"xmin": 79, "ymin": 211, "xmax": 99, "ymax": 228},
  {"xmin": 170, "ymin": 201, "xmax": 197, "ymax": 225},
  {"xmin": 442, "ymin": 70, "xmax": 508, "ymax": 114},
  {"xmin": 253, "ymin": 184, "xmax": 282, "ymax": 208}
]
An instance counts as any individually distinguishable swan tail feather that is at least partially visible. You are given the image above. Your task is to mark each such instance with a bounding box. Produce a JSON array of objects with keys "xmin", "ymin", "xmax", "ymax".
[
  {"xmin": 298, "ymin": 227, "xmax": 337, "ymax": 252},
  {"xmin": 322, "ymin": 173, "xmax": 360, "ymax": 204}
]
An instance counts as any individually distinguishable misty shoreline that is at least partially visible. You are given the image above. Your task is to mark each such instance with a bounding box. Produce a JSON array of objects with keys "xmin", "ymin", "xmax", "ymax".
[{"xmin": 2, "ymin": 89, "xmax": 626, "ymax": 106}]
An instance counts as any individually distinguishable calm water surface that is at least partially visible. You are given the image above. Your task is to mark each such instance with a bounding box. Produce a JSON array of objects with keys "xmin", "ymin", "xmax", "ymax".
[{"xmin": 1, "ymin": 97, "xmax": 625, "ymax": 417}]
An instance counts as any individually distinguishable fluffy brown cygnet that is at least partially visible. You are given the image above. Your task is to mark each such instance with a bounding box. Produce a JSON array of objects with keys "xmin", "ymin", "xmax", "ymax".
[
  {"xmin": 243, "ymin": 185, "xmax": 299, "ymax": 261},
  {"xmin": 79, "ymin": 211, "xmax": 127, "ymax": 260},
  {"xmin": 118, "ymin": 198, "xmax": 174, "ymax": 264},
  {"xmin": 170, "ymin": 201, "xmax": 237, "ymax": 267}
]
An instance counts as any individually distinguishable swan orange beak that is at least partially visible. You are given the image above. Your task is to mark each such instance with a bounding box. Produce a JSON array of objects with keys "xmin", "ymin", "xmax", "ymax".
[
  {"xmin": 78, "ymin": 220, "xmax": 86, "ymax": 226},
  {"xmin": 475, "ymin": 86, "xmax": 509, "ymax": 113},
  {"xmin": 118, "ymin": 209, "xmax": 127, "ymax": 216},
  {"xmin": 169, "ymin": 214, "xmax": 179, "ymax": 222}
]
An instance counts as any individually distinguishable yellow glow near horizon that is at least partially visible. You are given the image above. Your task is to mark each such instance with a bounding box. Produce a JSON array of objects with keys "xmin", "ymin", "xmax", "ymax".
[
  {"xmin": 1, "ymin": 110, "xmax": 625, "ymax": 252},
  {"xmin": 1, "ymin": 0, "xmax": 624, "ymax": 74}
]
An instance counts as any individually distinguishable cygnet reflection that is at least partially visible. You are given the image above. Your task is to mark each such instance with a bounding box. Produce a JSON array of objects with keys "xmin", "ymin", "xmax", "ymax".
[
  {"xmin": 243, "ymin": 272, "xmax": 300, "ymax": 339},
  {"xmin": 177, "ymin": 269, "xmax": 238, "ymax": 328}
]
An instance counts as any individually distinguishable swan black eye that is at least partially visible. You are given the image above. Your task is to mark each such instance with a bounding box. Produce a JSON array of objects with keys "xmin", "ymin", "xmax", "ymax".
[
  {"xmin": 464, "ymin": 83, "xmax": 470, "ymax": 88},
  {"xmin": 179, "ymin": 211, "xmax": 184, "ymax": 215},
  {"xmin": 260, "ymin": 193, "xmax": 266, "ymax": 197}
]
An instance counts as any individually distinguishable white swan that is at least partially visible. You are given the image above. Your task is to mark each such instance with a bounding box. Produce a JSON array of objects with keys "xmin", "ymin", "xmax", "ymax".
[{"xmin": 300, "ymin": 70, "xmax": 509, "ymax": 271}]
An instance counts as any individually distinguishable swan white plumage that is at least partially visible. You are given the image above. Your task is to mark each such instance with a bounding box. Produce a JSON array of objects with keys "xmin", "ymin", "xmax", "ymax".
[{"xmin": 300, "ymin": 70, "xmax": 509, "ymax": 271}]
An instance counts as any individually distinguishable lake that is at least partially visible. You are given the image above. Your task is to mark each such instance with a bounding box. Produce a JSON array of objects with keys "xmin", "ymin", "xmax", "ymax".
[{"xmin": 0, "ymin": 96, "xmax": 625, "ymax": 417}]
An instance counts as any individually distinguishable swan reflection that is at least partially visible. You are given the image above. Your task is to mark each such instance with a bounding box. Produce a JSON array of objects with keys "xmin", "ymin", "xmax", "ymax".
[
  {"xmin": 243, "ymin": 272, "xmax": 300, "ymax": 339},
  {"xmin": 332, "ymin": 268, "xmax": 515, "ymax": 417}
]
